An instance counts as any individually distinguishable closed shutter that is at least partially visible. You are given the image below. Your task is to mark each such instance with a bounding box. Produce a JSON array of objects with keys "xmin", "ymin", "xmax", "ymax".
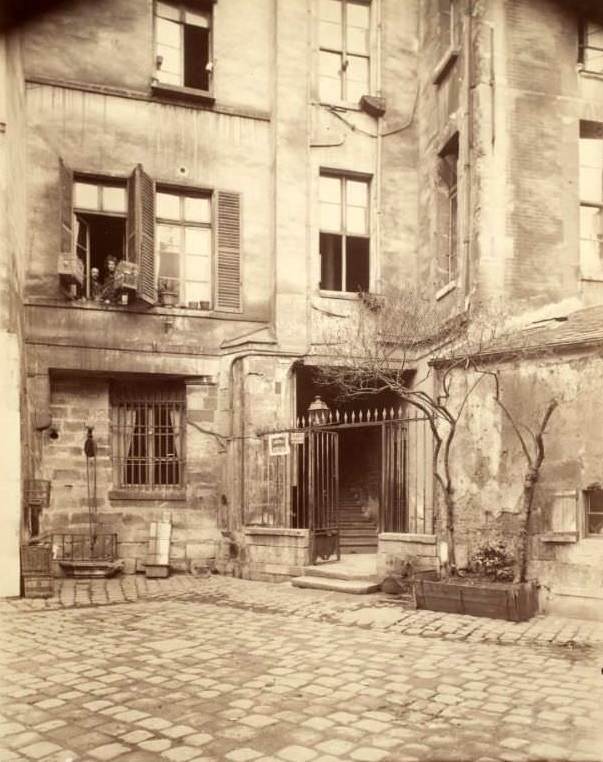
[
  {"xmin": 59, "ymin": 159, "xmax": 73, "ymax": 254},
  {"xmin": 128, "ymin": 164, "xmax": 156, "ymax": 304},
  {"xmin": 215, "ymin": 190, "xmax": 242, "ymax": 312},
  {"xmin": 550, "ymin": 491, "xmax": 578, "ymax": 533}
]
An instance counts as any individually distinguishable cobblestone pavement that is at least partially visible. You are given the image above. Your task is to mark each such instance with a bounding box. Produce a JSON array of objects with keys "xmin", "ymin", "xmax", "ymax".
[{"xmin": 1, "ymin": 578, "xmax": 602, "ymax": 762}]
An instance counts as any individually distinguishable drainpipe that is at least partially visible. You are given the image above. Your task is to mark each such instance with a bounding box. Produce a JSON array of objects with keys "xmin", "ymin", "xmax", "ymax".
[
  {"xmin": 374, "ymin": 0, "xmax": 383, "ymax": 291},
  {"xmin": 462, "ymin": 2, "xmax": 474, "ymax": 301}
]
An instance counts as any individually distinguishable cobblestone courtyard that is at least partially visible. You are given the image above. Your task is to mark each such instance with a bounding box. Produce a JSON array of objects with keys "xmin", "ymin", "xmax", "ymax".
[{"xmin": 1, "ymin": 576, "xmax": 602, "ymax": 762}]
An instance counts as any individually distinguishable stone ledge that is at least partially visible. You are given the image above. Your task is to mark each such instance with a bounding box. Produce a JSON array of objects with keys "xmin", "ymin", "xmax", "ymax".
[
  {"xmin": 244, "ymin": 527, "xmax": 309, "ymax": 538},
  {"xmin": 379, "ymin": 533, "xmax": 436, "ymax": 544}
]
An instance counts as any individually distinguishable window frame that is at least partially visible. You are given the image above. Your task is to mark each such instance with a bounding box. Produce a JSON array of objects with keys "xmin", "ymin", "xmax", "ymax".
[
  {"xmin": 584, "ymin": 488, "xmax": 603, "ymax": 537},
  {"xmin": 578, "ymin": 18, "xmax": 603, "ymax": 74},
  {"xmin": 111, "ymin": 382, "xmax": 186, "ymax": 493},
  {"xmin": 318, "ymin": 0, "xmax": 372, "ymax": 107},
  {"xmin": 153, "ymin": 0, "xmax": 214, "ymax": 98},
  {"xmin": 436, "ymin": 134, "xmax": 460, "ymax": 291},
  {"xmin": 72, "ymin": 175, "xmax": 128, "ymax": 301},
  {"xmin": 155, "ymin": 185, "xmax": 214, "ymax": 310},
  {"xmin": 319, "ymin": 170, "xmax": 371, "ymax": 295},
  {"xmin": 579, "ymin": 123, "xmax": 603, "ymax": 280}
]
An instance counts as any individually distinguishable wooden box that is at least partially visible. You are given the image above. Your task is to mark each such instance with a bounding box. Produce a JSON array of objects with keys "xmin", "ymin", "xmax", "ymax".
[
  {"xmin": 115, "ymin": 261, "xmax": 139, "ymax": 291},
  {"xmin": 23, "ymin": 575, "xmax": 53, "ymax": 598}
]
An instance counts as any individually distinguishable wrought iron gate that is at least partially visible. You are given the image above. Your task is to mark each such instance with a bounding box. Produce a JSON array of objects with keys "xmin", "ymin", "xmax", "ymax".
[{"xmin": 307, "ymin": 429, "xmax": 339, "ymax": 564}]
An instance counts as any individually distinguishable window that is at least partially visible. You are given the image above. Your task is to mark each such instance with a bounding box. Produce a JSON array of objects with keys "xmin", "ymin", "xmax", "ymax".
[
  {"xmin": 318, "ymin": 0, "xmax": 370, "ymax": 104},
  {"xmin": 579, "ymin": 122, "xmax": 603, "ymax": 279},
  {"xmin": 155, "ymin": 1, "xmax": 212, "ymax": 92},
  {"xmin": 73, "ymin": 179, "xmax": 127, "ymax": 300},
  {"xmin": 579, "ymin": 20, "xmax": 603, "ymax": 74},
  {"xmin": 157, "ymin": 190, "xmax": 212, "ymax": 308},
  {"xmin": 111, "ymin": 383, "xmax": 185, "ymax": 490},
  {"xmin": 59, "ymin": 160, "xmax": 242, "ymax": 311},
  {"xmin": 585, "ymin": 488, "xmax": 603, "ymax": 535},
  {"xmin": 319, "ymin": 173, "xmax": 370, "ymax": 292},
  {"xmin": 437, "ymin": 133, "xmax": 459, "ymax": 287}
]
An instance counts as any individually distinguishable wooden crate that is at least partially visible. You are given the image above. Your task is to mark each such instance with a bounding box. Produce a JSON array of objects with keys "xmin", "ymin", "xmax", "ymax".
[
  {"xmin": 57, "ymin": 253, "xmax": 84, "ymax": 285},
  {"xmin": 115, "ymin": 261, "xmax": 139, "ymax": 291},
  {"xmin": 23, "ymin": 576, "xmax": 53, "ymax": 599},
  {"xmin": 21, "ymin": 544, "xmax": 52, "ymax": 576}
]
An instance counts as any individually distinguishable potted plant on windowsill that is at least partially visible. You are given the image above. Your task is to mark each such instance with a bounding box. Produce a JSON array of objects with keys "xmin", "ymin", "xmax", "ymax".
[{"xmin": 158, "ymin": 278, "xmax": 179, "ymax": 307}]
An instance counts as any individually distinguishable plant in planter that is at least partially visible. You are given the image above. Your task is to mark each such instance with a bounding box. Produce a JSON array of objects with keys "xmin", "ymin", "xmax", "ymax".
[{"xmin": 158, "ymin": 278, "xmax": 179, "ymax": 307}]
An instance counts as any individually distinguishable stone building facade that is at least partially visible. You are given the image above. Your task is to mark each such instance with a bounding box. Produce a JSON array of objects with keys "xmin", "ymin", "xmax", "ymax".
[{"xmin": 2, "ymin": 0, "xmax": 603, "ymax": 614}]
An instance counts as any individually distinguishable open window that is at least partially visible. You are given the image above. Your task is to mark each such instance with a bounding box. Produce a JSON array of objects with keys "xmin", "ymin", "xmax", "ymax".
[
  {"xmin": 154, "ymin": 1, "xmax": 213, "ymax": 94},
  {"xmin": 585, "ymin": 488, "xmax": 603, "ymax": 536},
  {"xmin": 319, "ymin": 172, "xmax": 370, "ymax": 293},
  {"xmin": 579, "ymin": 122, "xmax": 603, "ymax": 280}
]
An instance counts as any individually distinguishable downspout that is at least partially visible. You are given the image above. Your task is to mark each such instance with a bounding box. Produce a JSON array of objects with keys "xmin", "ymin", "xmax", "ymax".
[
  {"xmin": 375, "ymin": 0, "xmax": 383, "ymax": 291},
  {"xmin": 462, "ymin": 2, "xmax": 474, "ymax": 301}
]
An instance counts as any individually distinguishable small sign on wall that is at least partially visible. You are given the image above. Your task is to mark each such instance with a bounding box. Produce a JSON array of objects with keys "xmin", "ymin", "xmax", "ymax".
[
  {"xmin": 290, "ymin": 432, "xmax": 305, "ymax": 445},
  {"xmin": 268, "ymin": 432, "xmax": 290, "ymax": 456}
]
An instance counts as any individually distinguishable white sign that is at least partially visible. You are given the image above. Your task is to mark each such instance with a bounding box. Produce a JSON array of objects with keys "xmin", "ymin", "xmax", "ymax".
[
  {"xmin": 268, "ymin": 433, "xmax": 290, "ymax": 456},
  {"xmin": 290, "ymin": 432, "xmax": 305, "ymax": 445}
]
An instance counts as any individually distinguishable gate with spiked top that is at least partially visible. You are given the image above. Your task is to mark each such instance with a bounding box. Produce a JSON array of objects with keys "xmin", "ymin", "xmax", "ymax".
[{"xmin": 247, "ymin": 404, "xmax": 433, "ymax": 563}]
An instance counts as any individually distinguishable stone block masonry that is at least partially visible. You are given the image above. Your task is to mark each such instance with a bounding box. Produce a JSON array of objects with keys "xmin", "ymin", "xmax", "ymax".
[{"xmin": 39, "ymin": 375, "xmax": 223, "ymax": 572}]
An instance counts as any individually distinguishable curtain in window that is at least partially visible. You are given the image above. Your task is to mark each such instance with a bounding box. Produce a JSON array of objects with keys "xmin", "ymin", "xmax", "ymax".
[{"xmin": 122, "ymin": 406, "xmax": 138, "ymax": 485}]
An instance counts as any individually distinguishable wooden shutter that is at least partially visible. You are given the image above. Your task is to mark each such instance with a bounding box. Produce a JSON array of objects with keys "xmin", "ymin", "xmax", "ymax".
[
  {"xmin": 128, "ymin": 164, "xmax": 156, "ymax": 304},
  {"xmin": 59, "ymin": 159, "xmax": 73, "ymax": 255},
  {"xmin": 215, "ymin": 191, "xmax": 242, "ymax": 312},
  {"xmin": 550, "ymin": 491, "xmax": 578, "ymax": 533}
]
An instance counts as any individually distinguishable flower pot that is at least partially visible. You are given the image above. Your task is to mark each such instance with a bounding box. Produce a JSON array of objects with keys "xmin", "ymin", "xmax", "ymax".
[
  {"xmin": 414, "ymin": 578, "xmax": 539, "ymax": 621},
  {"xmin": 160, "ymin": 291, "xmax": 178, "ymax": 307}
]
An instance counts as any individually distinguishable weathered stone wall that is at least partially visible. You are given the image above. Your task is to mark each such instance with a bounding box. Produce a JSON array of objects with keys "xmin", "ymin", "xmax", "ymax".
[
  {"xmin": 0, "ymin": 30, "xmax": 28, "ymax": 596},
  {"xmin": 40, "ymin": 375, "xmax": 223, "ymax": 572},
  {"xmin": 443, "ymin": 349, "xmax": 603, "ymax": 611}
]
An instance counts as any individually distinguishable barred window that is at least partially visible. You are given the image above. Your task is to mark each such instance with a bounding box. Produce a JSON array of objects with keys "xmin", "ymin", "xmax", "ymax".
[{"xmin": 111, "ymin": 383, "xmax": 185, "ymax": 490}]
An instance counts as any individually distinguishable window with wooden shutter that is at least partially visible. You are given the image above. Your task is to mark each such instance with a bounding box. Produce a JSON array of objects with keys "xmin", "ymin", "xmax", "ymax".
[
  {"xmin": 59, "ymin": 159, "xmax": 73, "ymax": 255},
  {"xmin": 541, "ymin": 490, "xmax": 579, "ymax": 543},
  {"xmin": 215, "ymin": 190, "xmax": 242, "ymax": 312},
  {"xmin": 128, "ymin": 164, "xmax": 156, "ymax": 304}
]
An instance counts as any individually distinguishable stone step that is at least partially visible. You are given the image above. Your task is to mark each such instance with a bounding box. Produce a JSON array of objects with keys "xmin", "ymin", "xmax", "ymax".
[
  {"xmin": 339, "ymin": 531, "xmax": 378, "ymax": 540},
  {"xmin": 291, "ymin": 576, "xmax": 381, "ymax": 594},
  {"xmin": 303, "ymin": 564, "xmax": 378, "ymax": 582}
]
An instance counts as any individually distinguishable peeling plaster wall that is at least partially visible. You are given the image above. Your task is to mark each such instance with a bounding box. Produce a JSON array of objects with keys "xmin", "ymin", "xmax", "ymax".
[{"xmin": 444, "ymin": 351, "xmax": 603, "ymax": 605}]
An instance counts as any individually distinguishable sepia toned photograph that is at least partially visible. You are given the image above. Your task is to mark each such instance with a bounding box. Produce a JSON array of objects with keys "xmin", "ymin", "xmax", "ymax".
[{"xmin": 1, "ymin": 0, "xmax": 602, "ymax": 760}]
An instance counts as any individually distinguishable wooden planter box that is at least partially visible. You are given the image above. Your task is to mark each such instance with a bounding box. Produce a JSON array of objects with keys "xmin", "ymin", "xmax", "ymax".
[{"xmin": 414, "ymin": 578, "xmax": 539, "ymax": 622}]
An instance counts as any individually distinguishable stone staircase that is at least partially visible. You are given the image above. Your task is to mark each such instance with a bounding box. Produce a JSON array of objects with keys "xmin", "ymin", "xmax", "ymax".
[
  {"xmin": 337, "ymin": 488, "xmax": 378, "ymax": 555},
  {"xmin": 291, "ymin": 554, "xmax": 381, "ymax": 594}
]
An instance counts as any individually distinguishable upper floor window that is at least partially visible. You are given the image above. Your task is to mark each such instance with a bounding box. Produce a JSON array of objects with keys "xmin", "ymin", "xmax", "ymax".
[
  {"xmin": 436, "ymin": 133, "xmax": 459, "ymax": 288},
  {"xmin": 319, "ymin": 172, "xmax": 370, "ymax": 293},
  {"xmin": 58, "ymin": 160, "xmax": 242, "ymax": 311},
  {"xmin": 155, "ymin": 1, "xmax": 212, "ymax": 92},
  {"xmin": 579, "ymin": 20, "xmax": 603, "ymax": 74},
  {"xmin": 157, "ymin": 190, "xmax": 212, "ymax": 308},
  {"xmin": 70, "ymin": 179, "xmax": 128, "ymax": 302},
  {"xmin": 579, "ymin": 122, "xmax": 603, "ymax": 279},
  {"xmin": 318, "ymin": 0, "xmax": 370, "ymax": 105}
]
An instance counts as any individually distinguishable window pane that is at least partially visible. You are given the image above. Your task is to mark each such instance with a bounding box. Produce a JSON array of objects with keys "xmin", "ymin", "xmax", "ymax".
[
  {"xmin": 156, "ymin": 69, "xmax": 181, "ymax": 86},
  {"xmin": 157, "ymin": 192, "xmax": 181, "ymax": 220},
  {"xmin": 320, "ymin": 20, "xmax": 343, "ymax": 50},
  {"xmin": 74, "ymin": 182, "xmax": 99, "ymax": 210},
  {"xmin": 184, "ymin": 9, "xmax": 210, "ymax": 28},
  {"xmin": 319, "ymin": 0, "xmax": 341, "ymax": 24},
  {"xmin": 345, "ymin": 235, "xmax": 369, "ymax": 292},
  {"xmin": 580, "ymin": 138, "xmax": 603, "ymax": 203},
  {"xmin": 185, "ymin": 280, "xmax": 211, "ymax": 304},
  {"xmin": 157, "ymin": 44, "xmax": 182, "ymax": 79},
  {"xmin": 184, "ymin": 227, "xmax": 211, "ymax": 255},
  {"xmin": 346, "ymin": 205, "xmax": 368, "ymax": 235},
  {"xmin": 347, "ymin": 26, "xmax": 369, "ymax": 55},
  {"xmin": 320, "ymin": 202, "xmax": 342, "ymax": 232},
  {"xmin": 157, "ymin": 224, "xmax": 181, "ymax": 253},
  {"xmin": 347, "ymin": 2, "xmax": 370, "ymax": 30},
  {"xmin": 319, "ymin": 50, "xmax": 342, "ymax": 101},
  {"xmin": 319, "ymin": 175, "xmax": 342, "ymax": 203},
  {"xmin": 156, "ymin": 16, "xmax": 181, "ymax": 47},
  {"xmin": 186, "ymin": 253, "xmax": 211, "ymax": 282},
  {"xmin": 158, "ymin": 249, "xmax": 180, "ymax": 280},
  {"xmin": 320, "ymin": 232, "xmax": 342, "ymax": 290},
  {"xmin": 184, "ymin": 196, "xmax": 211, "ymax": 223},
  {"xmin": 580, "ymin": 205, "xmax": 603, "ymax": 277},
  {"xmin": 156, "ymin": 1, "xmax": 180, "ymax": 21},
  {"xmin": 588, "ymin": 511, "xmax": 603, "ymax": 534},
  {"xmin": 102, "ymin": 186, "xmax": 126, "ymax": 214},
  {"xmin": 347, "ymin": 3, "xmax": 370, "ymax": 55},
  {"xmin": 346, "ymin": 179, "xmax": 368, "ymax": 208},
  {"xmin": 346, "ymin": 54, "xmax": 369, "ymax": 101}
]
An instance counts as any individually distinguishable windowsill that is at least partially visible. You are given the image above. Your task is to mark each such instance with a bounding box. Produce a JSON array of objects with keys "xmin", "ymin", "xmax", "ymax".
[
  {"xmin": 581, "ymin": 275, "xmax": 603, "ymax": 283},
  {"xmin": 577, "ymin": 64, "xmax": 603, "ymax": 81},
  {"xmin": 540, "ymin": 531, "xmax": 579, "ymax": 543},
  {"xmin": 26, "ymin": 297, "xmax": 223, "ymax": 318},
  {"xmin": 432, "ymin": 46, "xmax": 461, "ymax": 85},
  {"xmin": 109, "ymin": 489, "xmax": 186, "ymax": 501},
  {"xmin": 435, "ymin": 280, "xmax": 456, "ymax": 301},
  {"xmin": 151, "ymin": 82, "xmax": 215, "ymax": 105},
  {"xmin": 318, "ymin": 289, "xmax": 361, "ymax": 301}
]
